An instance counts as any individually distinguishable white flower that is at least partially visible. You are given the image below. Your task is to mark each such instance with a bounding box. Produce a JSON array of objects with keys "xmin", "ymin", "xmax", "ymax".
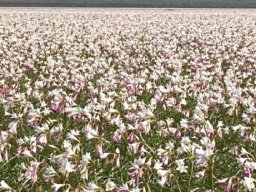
[
  {"xmin": 8, "ymin": 121, "xmax": 17, "ymax": 135},
  {"xmin": 67, "ymin": 129, "xmax": 80, "ymax": 141},
  {"xmin": 154, "ymin": 160, "xmax": 163, "ymax": 170},
  {"xmin": 0, "ymin": 180, "xmax": 11, "ymax": 191},
  {"xmin": 80, "ymin": 153, "xmax": 91, "ymax": 165},
  {"xmin": 241, "ymin": 147, "xmax": 249, "ymax": 155},
  {"xmin": 105, "ymin": 180, "xmax": 116, "ymax": 191},
  {"xmin": 100, "ymin": 153, "xmax": 111, "ymax": 159},
  {"xmin": 130, "ymin": 187, "xmax": 141, "ymax": 192},
  {"xmin": 237, "ymin": 157, "xmax": 248, "ymax": 166},
  {"xmin": 85, "ymin": 126, "xmax": 98, "ymax": 139},
  {"xmin": 175, "ymin": 159, "xmax": 188, "ymax": 173},
  {"xmin": 245, "ymin": 161, "xmax": 256, "ymax": 170},
  {"xmin": 86, "ymin": 182, "xmax": 98, "ymax": 192},
  {"xmin": 204, "ymin": 121, "xmax": 214, "ymax": 134},
  {"xmin": 180, "ymin": 118, "xmax": 189, "ymax": 129},
  {"xmin": 157, "ymin": 169, "xmax": 169, "ymax": 177},
  {"xmin": 65, "ymin": 161, "xmax": 76, "ymax": 173},
  {"xmin": 52, "ymin": 183, "xmax": 66, "ymax": 192},
  {"xmin": 43, "ymin": 166, "xmax": 57, "ymax": 181},
  {"xmin": 242, "ymin": 177, "xmax": 255, "ymax": 191},
  {"xmin": 165, "ymin": 141, "xmax": 174, "ymax": 151}
]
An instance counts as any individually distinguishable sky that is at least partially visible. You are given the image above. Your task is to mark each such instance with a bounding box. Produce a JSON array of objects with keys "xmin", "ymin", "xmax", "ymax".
[{"xmin": 0, "ymin": 0, "xmax": 256, "ymax": 8}]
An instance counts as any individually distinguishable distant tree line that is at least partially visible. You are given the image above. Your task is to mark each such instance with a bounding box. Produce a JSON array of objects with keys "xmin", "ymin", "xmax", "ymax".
[{"xmin": 0, "ymin": 0, "xmax": 255, "ymax": 8}]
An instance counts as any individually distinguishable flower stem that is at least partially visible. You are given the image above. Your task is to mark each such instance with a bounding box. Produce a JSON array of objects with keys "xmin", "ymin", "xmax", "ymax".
[{"xmin": 187, "ymin": 158, "xmax": 194, "ymax": 192}]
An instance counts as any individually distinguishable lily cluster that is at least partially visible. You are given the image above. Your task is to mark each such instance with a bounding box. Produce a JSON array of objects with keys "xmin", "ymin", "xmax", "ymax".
[{"xmin": 0, "ymin": 9, "xmax": 256, "ymax": 192}]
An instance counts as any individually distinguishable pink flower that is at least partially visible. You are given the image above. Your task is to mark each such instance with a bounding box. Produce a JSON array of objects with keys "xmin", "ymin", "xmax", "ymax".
[
  {"xmin": 128, "ymin": 142, "xmax": 140, "ymax": 154},
  {"xmin": 195, "ymin": 169, "xmax": 206, "ymax": 179},
  {"xmin": 243, "ymin": 166, "xmax": 252, "ymax": 176},
  {"xmin": 127, "ymin": 83, "xmax": 138, "ymax": 95},
  {"xmin": 0, "ymin": 84, "xmax": 10, "ymax": 97},
  {"xmin": 160, "ymin": 50, "xmax": 169, "ymax": 59},
  {"xmin": 23, "ymin": 64, "xmax": 31, "ymax": 72},
  {"xmin": 95, "ymin": 143, "xmax": 103, "ymax": 156},
  {"xmin": 115, "ymin": 184, "xmax": 129, "ymax": 192},
  {"xmin": 127, "ymin": 133, "xmax": 136, "ymax": 143},
  {"xmin": 116, "ymin": 189, "xmax": 129, "ymax": 192},
  {"xmin": 169, "ymin": 128, "xmax": 181, "ymax": 138},
  {"xmin": 130, "ymin": 168, "xmax": 143, "ymax": 183},
  {"xmin": 27, "ymin": 119, "xmax": 40, "ymax": 127},
  {"xmin": 154, "ymin": 89, "xmax": 163, "ymax": 102},
  {"xmin": 50, "ymin": 102, "xmax": 61, "ymax": 112},
  {"xmin": 68, "ymin": 81, "xmax": 81, "ymax": 91},
  {"xmin": 161, "ymin": 155, "xmax": 169, "ymax": 165},
  {"xmin": 25, "ymin": 161, "xmax": 41, "ymax": 182},
  {"xmin": 112, "ymin": 131, "xmax": 122, "ymax": 142},
  {"xmin": 73, "ymin": 114, "xmax": 83, "ymax": 121}
]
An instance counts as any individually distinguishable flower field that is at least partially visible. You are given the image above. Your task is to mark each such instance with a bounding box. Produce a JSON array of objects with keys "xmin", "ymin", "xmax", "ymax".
[{"xmin": 0, "ymin": 9, "xmax": 256, "ymax": 191}]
